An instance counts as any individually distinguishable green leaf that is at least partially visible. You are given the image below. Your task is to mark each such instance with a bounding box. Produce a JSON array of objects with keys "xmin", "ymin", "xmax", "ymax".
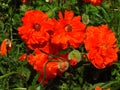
[
  {"xmin": 89, "ymin": 82, "xmax": 105, "ymax": 90},
  {"xmin": 29, "ymin": 73, "xmax": 40, "ymax": 90},
  {"xmin": 0, "ymin": 65, "xmax": 6, "ymax": 74},
  {"xmin": 68, "ymin": 50, "xmax": 82, "ymax": 63},
  {"xmin": 12, "ymin": 14, "xmax": 21, "ymax": 26},
  {"xmin": 17, "ymin": 66, "xmax": 31, "ymax": 81},
  {"xmin": 36, "ymin": 85, "xmax": 42, "ymax": 90},
  {"xmin": 47, "ymin": 7, "xmax": 59, "ymax": 18},
  {"xmin": 0, "ymin": 20, "xmax": 4, "ymax": 31},
  {"xmin": 101, "ymin": 7, "xmax": 111, "ymax": 23},
  {"xmin": 13, "ymin": 88, "xmax": 27, "ymax": 90},
  {"xmin": 101, "ymin": 80, "xmax": 119, "ymax": 88},
  {"xmin": 20, "ymin": 4, "xmax": 28, "ymax": 12}
]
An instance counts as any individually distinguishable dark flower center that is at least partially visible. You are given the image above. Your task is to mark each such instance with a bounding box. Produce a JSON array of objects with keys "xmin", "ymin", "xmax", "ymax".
[
  {"xmin": 33, "ymin": 23, "xmax": 41, "ymax": 30},
  {"xmin": 64, "ymin": 24, "xmax": 72, "ymax": 32}
]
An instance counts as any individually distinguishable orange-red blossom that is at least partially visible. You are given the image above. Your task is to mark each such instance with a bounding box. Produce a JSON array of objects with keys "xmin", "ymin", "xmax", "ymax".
[
  {"xmin": 0, "ymin": 39, "xmax": 12, "ymax": 56},
  {"xmin": 95, "ymin": 86, "xmax": 110, "ymax": 90},
  {"xmin": 84, "ymin": 0, "xmax": 103, "ymax": 6},
  {"xmin": 84, "ymin": 25, "xmax": 118, "ymax": 69},
  {"xmin": 28, "ymin": 49, "xmax": 77, "ymax": 84}
]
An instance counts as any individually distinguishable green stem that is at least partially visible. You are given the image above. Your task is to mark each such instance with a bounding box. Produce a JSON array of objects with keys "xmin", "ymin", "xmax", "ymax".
[
  {"xmin": 39, "ymin": 49, "xmax": 65, "ymax": 61},
  {"xmin": 0, "ymin": 72, "xmax": 18, "ymax": 79},
  {"xmin": 40, "ymin": 61, "xmax": 49, "ymax": 85}
]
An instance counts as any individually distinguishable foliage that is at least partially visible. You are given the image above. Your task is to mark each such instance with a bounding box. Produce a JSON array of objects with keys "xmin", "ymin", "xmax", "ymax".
[{"xmin": 0, "ymin": 0, "xmax": 120, "ymax": 90}]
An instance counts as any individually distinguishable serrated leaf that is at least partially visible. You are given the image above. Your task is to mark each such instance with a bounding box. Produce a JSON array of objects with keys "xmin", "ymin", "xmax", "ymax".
[{"xmin": 68, "ymin": 50, "xmax": 82, "ymax": 63}]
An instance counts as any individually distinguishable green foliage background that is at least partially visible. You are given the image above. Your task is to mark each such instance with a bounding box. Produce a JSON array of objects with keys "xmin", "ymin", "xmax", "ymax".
[{"xmin": 0, "ymin": 0, "xmax": 120, "ymax": 90}]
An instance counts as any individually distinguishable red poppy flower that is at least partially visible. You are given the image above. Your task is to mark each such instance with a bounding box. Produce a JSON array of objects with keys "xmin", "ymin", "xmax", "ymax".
[
  {"xmin": 21, "ymin": 0, "xmax": 26, "ymax": 3},
  {"xmin": 28, "ymin": 50, "xmax": 48, "ymax": 72},
  {"xmin": 84, "ymin": 0, "xmax": 103, "ymax": 6},
  {"xmin": 37, "ymin": 59, "xmax": 69, "ymax": 85},
  {"xmin": 37, "ymin": 61, "xmax": 62, "ymax": 85},
  {"xmin": 51, "ymin": 10, "xmax": 86, "ymax": 49},
  {"xmin": 28, "ymin": 50, "xmax": 69, "ymax": 85},
  {"xmin": 90, "ymin": 0, "xmax": 103, "ymax": 6},
  {"xmin": 19, "ymin": 53, "xmax": 27, "ymax": 61},
  {"xmin": 95, "ymin": 86, "xmax": 110, "ymax": 90},
  {"xmin": 0, "ymin": 39, "xmax": 12, "ymax": 56},
  {"xmin": 18, "ymin": 10, "xmax": 55, "ymax": 50},
  {"xmin": 84, "ymin": 25, "xmax": 118, "ymax": 69},
  {"xmin": 95, "ymin": 86, "xmax": 102, "ymax": 90},
  {"xmin": 28, "ymin": 48, "xmax": 78, "ymax": 85},
  {"xmin": 28, "ymin": 49, "xmax": 58, "ymax": 75}
]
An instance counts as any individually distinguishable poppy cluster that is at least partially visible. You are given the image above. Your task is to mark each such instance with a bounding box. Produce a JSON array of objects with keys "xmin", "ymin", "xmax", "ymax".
[
  {"xmin": 18, "ymin": 10, "xmax": 85, "ymax": 84},
  {"xmin": 18, "ymin": 9, "xmax": 118, "ymax": 84}
]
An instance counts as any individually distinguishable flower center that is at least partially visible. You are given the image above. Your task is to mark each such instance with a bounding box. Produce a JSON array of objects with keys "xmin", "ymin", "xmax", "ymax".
[
  {"xmin": 64, "ymin": 24, "xmax": 72, "ymax": 32},
  {"xmin": 33, "ymin": 23, "xmax": 41, "ymax": 30}
]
